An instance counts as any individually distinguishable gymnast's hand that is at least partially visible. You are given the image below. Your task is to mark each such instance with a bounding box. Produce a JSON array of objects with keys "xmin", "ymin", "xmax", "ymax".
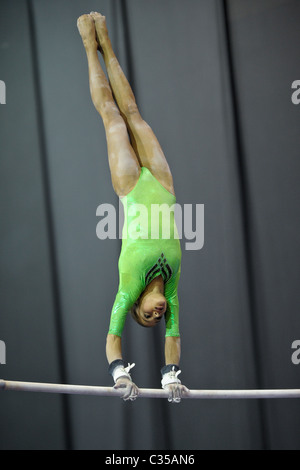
[
  {"xmin": 161, "ymin": 364, "xmax": 189, "ymax": 404},
  {"xmin": 114, "ymin": 377, "xmax": 139, "ymax": 401},
  {"xmin": 165, "ymin": 383, "xmax": 189, "ymax": 404}
]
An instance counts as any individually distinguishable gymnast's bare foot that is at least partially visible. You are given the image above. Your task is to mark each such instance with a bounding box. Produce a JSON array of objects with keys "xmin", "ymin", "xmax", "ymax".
[
  {"xmin": 77, "ymin": 14, "xmax": 97, "ymax": 49},
  {"xmin": 90, "ymin": 12, "xmax": 109, "ymax": 53}
]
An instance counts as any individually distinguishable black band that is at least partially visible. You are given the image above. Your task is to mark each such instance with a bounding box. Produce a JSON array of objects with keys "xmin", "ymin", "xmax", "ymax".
[
  {"xmin": 108, "ymin": 359, "xmax": 126, "ymax": 377},
  {"xmin": 160, "ymin": 364, "xmax": 180, "ymax": 377}
]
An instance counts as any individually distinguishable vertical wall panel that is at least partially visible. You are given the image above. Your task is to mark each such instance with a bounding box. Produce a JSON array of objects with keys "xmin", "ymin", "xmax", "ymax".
[
  {"xmin": 125, "ymin": 0, "xmax": 262, "ymax": 449},
  {"xmin": 227, "ymin": 0, "xmax": 300, "ymax": 449},
  {"xmin": 30, "ymin": 0, "xmax": 126, "ymax": 450},
  {"xmin": 0, "ymin": 0, "xmax": 66, "ymax": 449}
]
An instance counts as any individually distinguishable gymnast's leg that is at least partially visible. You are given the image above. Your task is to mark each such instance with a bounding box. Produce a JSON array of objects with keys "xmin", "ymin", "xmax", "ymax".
[
  {"xmin": 77, "ymin": 14, "xmax": 140, "ymax": 197},
  {"xmin": 90, "ymin": 12, "xmax": 175, "ymax": 196},
  {"xmin": 78, "ymin": 14, "xmax": 140, "ymax": 401}
]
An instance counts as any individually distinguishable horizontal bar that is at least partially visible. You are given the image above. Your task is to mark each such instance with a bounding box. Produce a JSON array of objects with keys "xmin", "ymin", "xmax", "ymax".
[{"xmin": 1, "ymin": 379, "xmax": 300, "ymax": 399}]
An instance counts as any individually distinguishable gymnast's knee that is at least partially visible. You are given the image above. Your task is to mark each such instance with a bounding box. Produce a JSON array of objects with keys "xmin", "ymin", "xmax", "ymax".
[
  {"xmin": 122, "ymin": 101, "xmax": 142, "ymax": 121},
  {"xmin": 101, "ymin": 104, "xmax": 125, "ymax": 130}
]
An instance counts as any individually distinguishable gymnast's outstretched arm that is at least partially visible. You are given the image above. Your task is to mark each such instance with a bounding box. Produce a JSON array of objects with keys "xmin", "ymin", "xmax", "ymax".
[
  {"xmin": 106, "ymin": 334, "xmax": 122, "ymax": 364},
  {"xmin": 165, "ymin": 336, "xmax": 181, "ymax": 365}
]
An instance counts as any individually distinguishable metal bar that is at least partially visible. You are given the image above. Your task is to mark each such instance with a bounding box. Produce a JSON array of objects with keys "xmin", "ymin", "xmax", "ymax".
[{"xmin": 1, "ymin": 380, "xmax": 300, "ymax": 399}]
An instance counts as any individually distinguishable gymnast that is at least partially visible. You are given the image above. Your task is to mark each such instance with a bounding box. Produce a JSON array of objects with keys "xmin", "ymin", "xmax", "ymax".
[{"xmin": 77, "ymin": 12, "xmax": 188, "ymax": 403}]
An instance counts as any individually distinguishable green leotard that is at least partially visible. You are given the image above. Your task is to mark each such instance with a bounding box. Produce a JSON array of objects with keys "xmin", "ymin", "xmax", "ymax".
[{"xmin": 108, "ymin": 167, "xmax": 181, "ymax": 337}]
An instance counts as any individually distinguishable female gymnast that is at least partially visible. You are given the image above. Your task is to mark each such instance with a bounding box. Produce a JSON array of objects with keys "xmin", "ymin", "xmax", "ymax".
[{"xmin": 77, "ymin": 12, "xmax": 188, "ymax": 403}]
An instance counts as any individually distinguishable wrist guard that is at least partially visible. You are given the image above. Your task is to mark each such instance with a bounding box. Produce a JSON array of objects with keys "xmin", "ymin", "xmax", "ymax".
[
  {"xmin": 161, "ymin": 364, "xmax": 182, "ymax": 389},
  {"xmin": 108, "ymin": 359, "xmax": 135, "ymax": 384}
]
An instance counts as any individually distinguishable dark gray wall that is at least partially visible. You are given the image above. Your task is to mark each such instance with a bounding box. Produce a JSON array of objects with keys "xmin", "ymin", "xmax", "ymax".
[
  {"xmin": 0, "ymin": 0, "xmax": 299, "ymax": 450},
  {"xmin": 227, "ymin": 0, "xmax": 300, "ymax": 450}
]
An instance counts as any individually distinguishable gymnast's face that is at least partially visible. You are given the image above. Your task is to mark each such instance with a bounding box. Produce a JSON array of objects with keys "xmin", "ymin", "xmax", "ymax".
[{"xmin": 137, "ymin": 293, "xmax": 167, "ymax": 328}]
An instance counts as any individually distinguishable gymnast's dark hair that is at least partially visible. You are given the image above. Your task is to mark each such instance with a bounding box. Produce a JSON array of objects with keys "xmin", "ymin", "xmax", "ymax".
[{"xmin": 130, "ymin": 301, "xmax": 150, "ymax": 328}]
